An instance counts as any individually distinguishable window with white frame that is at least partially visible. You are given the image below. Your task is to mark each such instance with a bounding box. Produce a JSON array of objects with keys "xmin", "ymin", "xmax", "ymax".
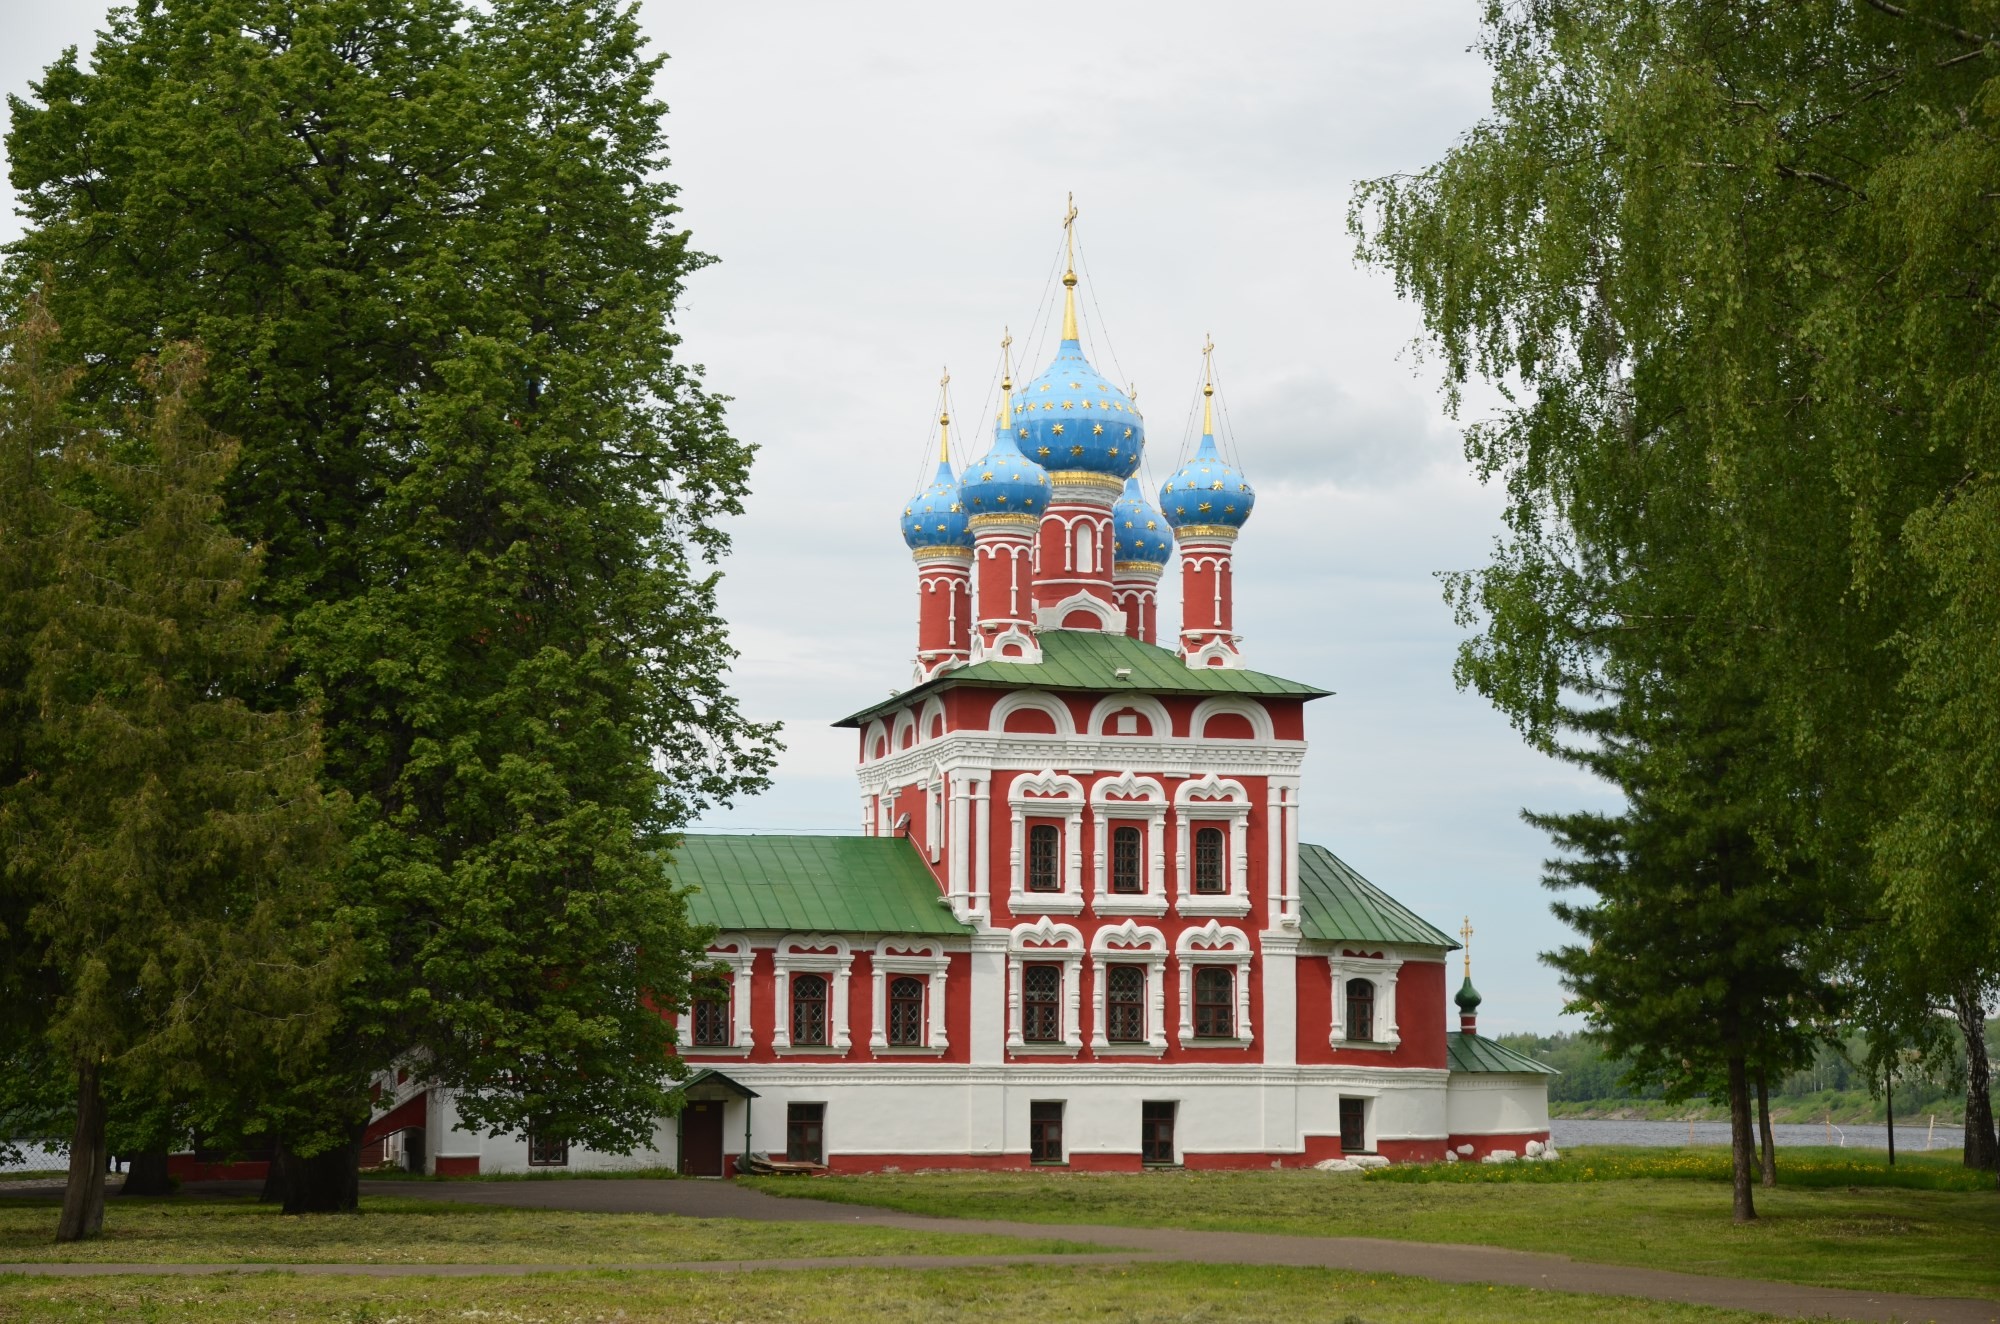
[
  {"xmin": 678, "ymin": 939, "xmax": 754, "ymax": 1054},
  {"xmin": 1027, "ymin": 823, "xmax": 1061, "ymax": 892},
  {"xmin": 1326, "ymin": 950, "xmax": 1405, "ymax": 1048},
  {"xmin": 1091, "ymin": 773, "xmax": 1167, "ymax": 915},
  {"xmin": 771, "ymin": 936, "xmax": 853, "ymax": 1053},
  {"xmin": 1176, "ymin": 921, "xmax": 1253, "ymax": 1047},
  {"xmin": 1090, "ymin": 920, "xmax": 1168, "ymax": 1052},
  {"xmin": 869, "ymin": 939, "xmax": 950, "ymax": 1053},
  {"xmin": 1173, "ymin": 775, "xmax": 1251, "ymax": 916},
  {"xmin": 1022, "ymin": 965, "xmax": 1062, "ymax": 1042},
  {"xmin": 1106, "ymin": 966, "xmax": 1146, "ymax": 1042},
  {"xmin": 1009, "ymin": 772, "xmax": 1084, "ymax": 914},
  {"xmin": 1008, "ymin": 920, "xmax": 1084, "ymax": 1051}
]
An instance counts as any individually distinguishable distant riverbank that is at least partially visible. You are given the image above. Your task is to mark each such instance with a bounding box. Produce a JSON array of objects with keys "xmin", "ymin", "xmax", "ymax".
[
  {"xmin": 1551, "ymin": 1094, "xmax": 1972, "ymax": 1127},
  {"xmin": 1552, "ymin": 1116, "xmax": 1967, "ymax": 1152}
]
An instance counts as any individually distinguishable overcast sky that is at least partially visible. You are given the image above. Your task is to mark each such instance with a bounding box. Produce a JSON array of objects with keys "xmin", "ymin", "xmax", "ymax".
[{"xmin": 1, "ymin": 1, "xmax": 1620, "ymax": 1033}]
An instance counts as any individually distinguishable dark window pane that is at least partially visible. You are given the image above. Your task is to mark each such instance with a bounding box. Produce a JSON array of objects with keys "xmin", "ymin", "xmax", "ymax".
[
  {"xmin": 692, "ymin": 996, "xmax": 731, "ymax": 1047},
  {"xmin": 1028, "ymin": 824, "xmax": 1061, "ymax": 891},
  {"xmin": 1029, "ymin": 1100, "xmax": 1064, "ymax": 1162},
  {"xmin": 1141, "ymin": 1101, "xmax": 1176, "ymax": 1164},
  {"xmin": 527, "ymin": 1134, "xmax": 568, "ymax": 1167},
  {"xmin": 786, "ymin": 1102, "xmax": 825, "ymax": 1164},
  {"xmin": 1193, "ymin": 827, "xmax": 1225, "ymax": 893},
  {"xmin": 1023, "ymin": 963, "xmax": 1062, "ymax": 1043},
  {"xmin": 1194, "ymin": 966, "xmax": 1235, "ymax": 1038},
  {"xmin": 1111, "ymin": 826, "xmax": 1142, "ymax": 893},
  {"xmin": 1106, "ymin": 964, "xmax": 1146, "ymax": 1043},
  {"xmin": 1346, "ymin": 978, "xmax": 1375, "ymax": 1043},
  {"xmin": 888, "ymin": 976, "xmax": 925, "ymax": 1047},
  {"xmin": 791, "ymin": 973, "xmax": 828, "ymax": 1046}
]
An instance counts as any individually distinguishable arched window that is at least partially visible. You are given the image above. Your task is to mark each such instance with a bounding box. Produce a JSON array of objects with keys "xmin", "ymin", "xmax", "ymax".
[
  {"xmin": 1111, "ymin": 826, "xmax": 1143, "ymax": 894},
  {"xmin": 1074, "ymin": 520, "xmax": 1093, "ymax": 573},
  {"xmin": 1027, "ymin": 824, "xmax": 1061, "ymax": 892},
  {"xmin": 1193, "ymin": 966, "xmax": 1235, "ymax": 1038},
  {"xmin": 1193, "ymin": 826, "xmax": 1226, "ymax": 894},
  {"xmin": 887, "ymin": 976, "xmax": 925, "ymax": 1047},
  {"xmin": 791, "ymin": 973, "xmax": 828, "ymax": 1046},
  {"xmin": 1023, "ymin": 963, "xmax": 1062, "ymax": 1042},
  {"xmin": 1346, "ymin": 978, "xmax": 1375, "ymax": 1043},
  {"xmin": 1106, "ymin": 965, "xmax": 1146, "ymax": 1042}
]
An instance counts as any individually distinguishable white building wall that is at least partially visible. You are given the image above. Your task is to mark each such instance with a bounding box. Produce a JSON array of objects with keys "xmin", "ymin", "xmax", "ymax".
[{"xmin": 1446, "ymin": 1074, "xmax": 1552, "ymax": 1135}]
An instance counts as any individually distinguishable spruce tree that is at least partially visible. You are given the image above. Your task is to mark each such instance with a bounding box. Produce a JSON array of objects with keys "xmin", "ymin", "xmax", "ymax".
[
  {"xmin": 7, "ymin": 0, "xmax": 779, "ymax": 1207},
  {"xmin": 0, "ymin": 301, "xmax": 347, "ymax": 1239}
]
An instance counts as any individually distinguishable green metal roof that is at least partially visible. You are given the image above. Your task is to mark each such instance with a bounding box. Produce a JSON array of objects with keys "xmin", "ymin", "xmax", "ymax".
[
  {"xmin": 672, "ymin": 834, "xmax": 970, "ymax": 937},
  {"xmin": 1296, "ymin": 843, "xmax": 1458, "ymax": 949},
  {"xmin": 835, "ymin": 630, "xmax": 1329, "ymax": 728},
  {"xmin": 680, "ymin": 1068, "xmax": 759, "ymax": 1098},
  {"xmin": 1447, "ymin": 1032, "xmax": 1562, "ymax": 1075}
]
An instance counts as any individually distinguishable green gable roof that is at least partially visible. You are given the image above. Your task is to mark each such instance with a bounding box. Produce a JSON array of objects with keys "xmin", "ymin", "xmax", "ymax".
[
  {"xmin": 1296, "ymin": 843, "xmax": 1458, "ymax": 949},
  {"xmin": 1447, "ymin": 1032, "xmax": 1562, "ymax": 1075},
  {"xmin": 672, "ymin": 835, "xmax": 970, "ymax": 937},
  {"xmin": 835, "ymin": 630, "xmax": 1329, "ymax": 728}
]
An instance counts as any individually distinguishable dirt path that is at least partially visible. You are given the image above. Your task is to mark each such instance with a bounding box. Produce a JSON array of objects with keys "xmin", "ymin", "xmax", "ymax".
[{"xmin": 1, "ymin": 1176, "xmax": 1992, "ymax": 1324}]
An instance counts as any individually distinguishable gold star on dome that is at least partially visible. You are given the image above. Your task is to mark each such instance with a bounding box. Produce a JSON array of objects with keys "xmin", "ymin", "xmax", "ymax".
[
  {"xmin": 1098, "ymin": 399, "xmax": 1109, "ymax": 409},
  {"xmin": 1039, "ymin": 383, "xmax": 1050, "ymax": 392},
  {"xmin": 1199, "ymin": 501, "xmax": 1213, "ymax": 513},
  {"xmin": 1052, "ymin": 423, "xmax": 1065, "ymax": 435},
  {"xmin": 903, "ymin": 507, "xmax": 913, "ymax": 516},
  {"xmin": 1123, "ymin": 518, "xmax": 1133, "ymax": 528},
  {"xmin": 1211, "ymin": 480, "xmax": 1225, "ymax": 491},
  {"xmin": 1069, "ymin": 381, "xmax": 1081, "ymax": 389},
  {"xmin": 981, "ymin": 471, "xmax": 994, "ymax": 481},
  {"xmin": 1061, "ymin": 400, "xmax": 1074, "ymax": 410},
  {"xmin": 1123, "ymin": 427, "xmax": 1133, "ymax": 439},
  {"xmin": 1223, "ymin": 505, "xmax": 1235, "ymax": 515},
  {"xmin": 1092, "ymin": 423, "xmax": 1103, "ymax": 435},
  {"xmin": 1018, "ymin": 427, "xmax": 1029, "ymax": 438},
  {"xmin": 950, "ymin": 501, "xmax": 963, "ymax": 512},
  {"xmin": 1146, "ymin": 519, "xmax": 1157, "ymax": 530},
  {"xmin": 1071, "ymin": 445, "xmax": 1084, "ymax": 456},
  {"xmin": 1163, "ymin": 481, "xmax": 1174, "ymax": 492},
  {"xmin": 996, "ymin": 494, "xmax": 1008, "ymax": 504},
  {"xmin": 1037, "ymin": 446, "xmax": 1051, "ymax": 457},
  {"xmin": 1240, "ymin": 483, "xmax": 1250, "ymax": 492},
  {"xmin": 936, "ymin": 522, "xmax": 948, "ymax": 531}
]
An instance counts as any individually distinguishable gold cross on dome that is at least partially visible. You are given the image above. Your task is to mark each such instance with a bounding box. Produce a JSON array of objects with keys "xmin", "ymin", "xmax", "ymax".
[{"xmin": 1460, "ymin": 916, "xmax": 1473, "ymax": 978}]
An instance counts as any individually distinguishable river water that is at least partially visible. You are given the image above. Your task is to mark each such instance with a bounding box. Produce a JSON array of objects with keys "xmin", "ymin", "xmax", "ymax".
[{"xmin": 1552, "ymin": 1116, "xmax": 1966, "ymax": 1152}]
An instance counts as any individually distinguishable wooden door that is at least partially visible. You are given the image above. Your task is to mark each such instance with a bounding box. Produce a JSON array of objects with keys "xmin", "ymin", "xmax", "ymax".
[
  {"xmin": 681, "ymin": 1099, "xmax": 724, "ymax": 1176},
  {"xmin": 1339, "ymin": 1098, "xmax": 1366, "ymax": 1154}
]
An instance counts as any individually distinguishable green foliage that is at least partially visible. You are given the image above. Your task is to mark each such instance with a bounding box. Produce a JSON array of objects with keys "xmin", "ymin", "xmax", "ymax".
[{"xmin": 5, "ymin": 0, "xmax": 779, "ymax": 1163}]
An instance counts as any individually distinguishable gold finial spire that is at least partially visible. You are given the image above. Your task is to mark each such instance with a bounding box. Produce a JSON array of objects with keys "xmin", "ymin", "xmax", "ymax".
[
  {"xmin": 1201, "ymin": 334, "xmax": 1216, "ymax": 435},
  {"xmin": 937, "ymin": 367, "xmax": 951, "ymax": 463},
  {"xmin": 999, "ymin": 329, "xmax": 1014, "ymax": 427},
  {"xmin": 1460, "ymin": 915, "xmax": 1474, "ymax": 980},
  {"xmin": 1061, "ymin": 192, "xmax": 1080, "ymax": 341}
]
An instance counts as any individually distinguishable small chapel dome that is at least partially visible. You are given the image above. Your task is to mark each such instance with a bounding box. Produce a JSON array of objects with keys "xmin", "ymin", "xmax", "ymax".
[
  {"xmin": 1455, "ymin": 976, "xmax": 1483, "ymax": 1015},
  {"xmin": 1112, "ymin": 475, "xmax": 1171, "ymax": 566},
  {"xmin": 900, "ymin": 455, "xmax": 970, "ymax": 553},
  {"xmin": 1160, "ymin": 378, "xmax": 1255, "ymax": 533}
]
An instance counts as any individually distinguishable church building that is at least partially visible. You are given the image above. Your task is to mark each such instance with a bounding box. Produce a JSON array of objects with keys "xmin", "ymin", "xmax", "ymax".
[{"xmin": 367, "ymin": 217, "xmax": 1555, "ymax": 1178}]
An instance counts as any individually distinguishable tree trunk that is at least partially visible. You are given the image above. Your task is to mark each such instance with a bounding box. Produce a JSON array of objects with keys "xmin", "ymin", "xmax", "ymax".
[
  {"xmin": 279, "ymin": 1124, "xmax": 364, "ymax": 1214},
  {"xmin": 1885, "ymin": 1066, "xmax": 1896, "ymax": 1167},
  {"xmin": 118, "ymin": 1150, "xmax": 175, "ymax": 1197},
  {"xmin": 1726, "ymin": 1054, "xmax": 1757, "ymax": 1223},
  {"xmin": 1755, "ymin": 1066, "xmax": 1777, "ymax": 1187},
  {"xmin": 55, "ymin": 1059, "xmax": 108, "ymax": 1242},
  {"xmin": 258, "ymin": 1152, "xmax": 288, "ymax": 1204},
  {"xmin": 1954, "ymin": 985, "xmax": 1998, "ymax": 1172}
]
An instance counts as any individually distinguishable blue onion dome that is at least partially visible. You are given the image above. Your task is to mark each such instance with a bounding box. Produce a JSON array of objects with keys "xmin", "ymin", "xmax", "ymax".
[
  {"xmin": 960, "ymin": 414, "xmax": 1051, "ymax": 523},
  {"xmin": 1159, "ymin": 383, "xmax": 1254, "ymax": 533},
  {"xmin": 1112, "ymin": 476, "xmax": 1171, "ymax": 566},
  {"xmin": 901, "ymin": 450, "xmax": 970, "ymax": 553},
  {"xmin": 1014, "ymin": 279, "xmax": 1145, "ymax": 479}
]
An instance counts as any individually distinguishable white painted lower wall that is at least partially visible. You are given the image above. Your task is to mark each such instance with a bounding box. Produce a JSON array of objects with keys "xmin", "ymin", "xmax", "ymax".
[
  {"xmin": 1445, "ymin": 1073, "xmax": 1552, "ymax": 1136},
  {"xmin": 435, "ymin": 1065, "xmax": 1460, "ymax": 1173}
]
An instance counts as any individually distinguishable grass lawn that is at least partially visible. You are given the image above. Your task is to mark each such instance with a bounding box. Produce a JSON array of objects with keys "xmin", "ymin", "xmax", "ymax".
[
  {"xmin": 745, "ymin": 1146, "xmax": 2000, "ymax": 1301},
  {"xmin": 0, "ymin": 1263, "xmax": 1778, "ymax": 1322},
  {"xmin": 0, "ymin": 1194, "xmax": 1081, "ymax": 1265}
]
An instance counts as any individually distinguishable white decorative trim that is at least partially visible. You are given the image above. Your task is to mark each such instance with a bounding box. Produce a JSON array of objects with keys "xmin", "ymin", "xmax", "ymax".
[
  {"xmin": 1176, "ymin": 921, "xmax": 1254, "ymax": 1048},
  {"xmin": 863, "ymin": 719, "xmax": 889, "ymax": 763},
  {"xmin": 1089, "ymin": 771, "xmax": 1168, "ymax": 912},
  {"xmin": 918, "ymin": 695, "xmax": 947, "ymax": 743},
  {"xmin": 1033, "ymin": 590, "xmax": 1122, "ymax": 633},
  {"xmin": 1089, "ymin": 921, "xmax": 1168, "ymax": 1051},
  {"xmin": 970, "ymin": 625, "xmax": 1042, "ymax": 664},
  {"xmin": 771, "ymin": 934, "xmax": 853, "ymax": 1055},
  {"xmin": 891, "ymin": 708, "xmax": 918, "ymax": 753},
  {"xmin": 1182, "ymin": 635, "xmax": 1244, "ymax": 670},
  {"xmin": 1086, "ymin": 693, "xmax": 1174, "ymax": 739},
  {"xmin": 1189, "ymin": 696, "xmax": 1275, "ymax": 743},
  {"xmin": 990, "ymin": 690, "xmax": 1077, "ymax": 737},
  {"xmin": 1328, "ymin": 950, "xmax": 1404, "ymax": 1048},
  {"xmin": 870, "ymin": 938, "xmax": 951, "ymax": 1053},
  {"xmin": 1007, "ymin": 919, "xmax": 1085, "ymax": 1052}
]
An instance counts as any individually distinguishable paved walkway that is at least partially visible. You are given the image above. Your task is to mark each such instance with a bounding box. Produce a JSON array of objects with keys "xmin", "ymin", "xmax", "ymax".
[{"xmin": 1, "ymin": 1176, "xmax": 1992, "ymax": 1323}]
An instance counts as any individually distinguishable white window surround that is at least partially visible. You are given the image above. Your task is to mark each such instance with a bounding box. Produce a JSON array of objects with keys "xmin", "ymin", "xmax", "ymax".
[
  {"xmin": 891, "ymin": 709, "xmax": 917, "ymax": 752},
  {"xmin": 1007, "ymin": 919, "xmax": 1085, "ymax": 1053},
  {"xmin": 1173, "ymin": 774, "xmax": 1253, "ymax": 918},
  {"xmin": 1176, "ymin": 921, "xmax": 1254, "ymax": 1048},
  {"xmin": 989, "ymin": 690, "xmax": 1076, "ymax": 737},
  {"xmin": 869, "ymin": 939, "xmax": 950, "ymax": 1055},
  {"xmin": 771, "ymin": 935, "xmax": 853, "ymax": 1055},
  {"xmin": 862, "ymin": 719, "xmax": 888, "ymax": 763},
  {"xmin": 1090, "ymin": 771, "xmax": 1168, "ymax": 916},
  {"xmin": 1328, "ymin": 950, "xmax": 1403, "ymax": 1048},
  {"xmin": 1090, "ymin": 921, "xmax": 1168, "ymax": 1052},
  {"xmin": 677, "ymin": 937, "xmax": 754, "ymax": 1057},
  {"xmin": 1008, "ymin": 770, "xmax": 1086, "ymax": 915},
  {"xmin": 1032, "ymin": 590, "xmax": 1123, "ymax": 633},
  {"xmin": 1085, "ymin": 694, "xmax": 1174, "ymax": 739},
  {"xmin": 1189, "ymin": 695, "xmax": 1276, "ymax": 743},
  {"xmin": 918, "ymin": 695, "xmax": 946, "ymax": 742}
]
